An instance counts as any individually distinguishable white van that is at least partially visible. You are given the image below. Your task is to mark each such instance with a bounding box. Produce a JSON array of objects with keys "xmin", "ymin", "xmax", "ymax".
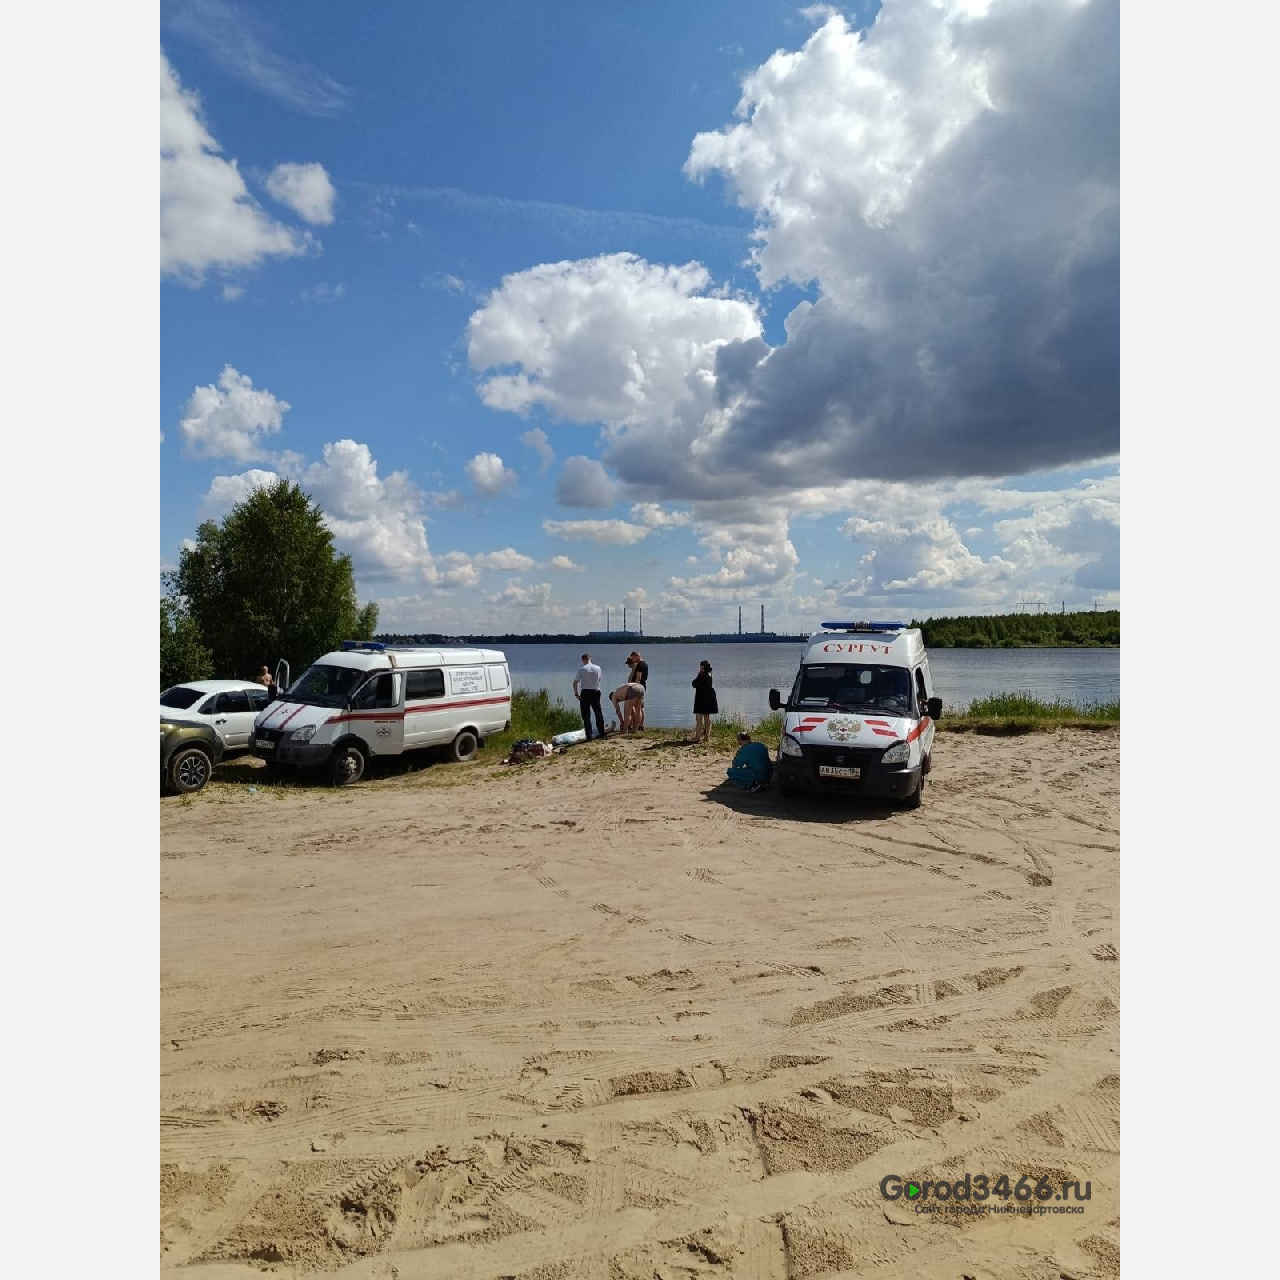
[
  {"xmin": 251, "ymin": 642, "xmax": 512, "ymax": 785},
  {"xmin": 768, "ymin": 621, "xmax": 942, "ymax": 808}
]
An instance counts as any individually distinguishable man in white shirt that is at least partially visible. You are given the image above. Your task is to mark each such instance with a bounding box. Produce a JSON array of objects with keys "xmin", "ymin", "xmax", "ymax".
[{"xmin": 572, "ymin": 653, "xmax": 606, "ymax": 740}]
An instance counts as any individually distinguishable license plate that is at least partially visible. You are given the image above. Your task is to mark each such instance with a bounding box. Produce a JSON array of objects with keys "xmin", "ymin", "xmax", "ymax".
[
  {"xmin": 819, "ymin": 765, "xmax": 859, "ymax": 779},
  {"xmin": 255, "ymin": 737, "xmax": 275, "ymax": 750}
]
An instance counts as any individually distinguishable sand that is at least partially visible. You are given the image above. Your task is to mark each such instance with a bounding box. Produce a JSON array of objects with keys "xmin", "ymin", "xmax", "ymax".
[{"xmin": 160, "ymin": 728, "xmax": 1119, "ymax": 1279}]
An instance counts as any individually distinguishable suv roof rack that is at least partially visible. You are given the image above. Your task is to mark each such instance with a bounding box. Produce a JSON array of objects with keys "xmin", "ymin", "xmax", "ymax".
[{"xmin": 340, "ymin": 640, "xmax": 388, "ymax": 651}]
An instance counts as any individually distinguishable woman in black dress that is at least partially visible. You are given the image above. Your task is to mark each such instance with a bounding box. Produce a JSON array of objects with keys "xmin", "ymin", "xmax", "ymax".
[{"xmin": 692, "ymin": 660, "xmax": 718, "ymax": 742}]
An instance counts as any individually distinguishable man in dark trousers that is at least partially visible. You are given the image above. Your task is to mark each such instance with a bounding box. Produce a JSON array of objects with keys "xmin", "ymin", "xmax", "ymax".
[{"xmin": 572, "ymin": 653, "xmax": 606, "ymax": 740}]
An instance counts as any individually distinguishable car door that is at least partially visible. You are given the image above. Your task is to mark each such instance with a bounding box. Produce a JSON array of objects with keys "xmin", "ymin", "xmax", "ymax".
[{"xmin": 213, "ymin": 689, "xmax": 256, "ymax": 749}]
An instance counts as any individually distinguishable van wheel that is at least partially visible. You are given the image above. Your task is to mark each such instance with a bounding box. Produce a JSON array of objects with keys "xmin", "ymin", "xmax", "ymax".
[
  {"xmin": 169, "ymin": 746, "xmax": 213, "ymax": 794},
  {"xmin": 904, "ymin": 772, "xmax": 925, "ymax": 810},
  {"xmin": 328, "ymin": 744, "xmax": 366, "ymax": 786},
  {"xmin": 451, "ymin": 730, "xmax": 479, "ymax": 763}
]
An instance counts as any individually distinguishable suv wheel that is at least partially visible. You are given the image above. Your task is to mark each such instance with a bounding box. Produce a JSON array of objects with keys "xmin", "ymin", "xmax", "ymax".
[
  {"xmin": 169, "ymin": 746, "xmax": 213, "ymax": 794},
  {"xmin": 328, "ymin": 744, "xmax": 366, "ymax": 787}
]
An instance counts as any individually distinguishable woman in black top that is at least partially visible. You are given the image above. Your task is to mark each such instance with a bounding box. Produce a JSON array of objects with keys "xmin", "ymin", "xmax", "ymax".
[{"xmin": 691, "ymin": 660, "xmax": 718, "ymax": 743}]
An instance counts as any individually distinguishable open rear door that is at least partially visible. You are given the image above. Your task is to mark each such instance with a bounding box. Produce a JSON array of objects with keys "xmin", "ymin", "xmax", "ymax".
[{"xmin": 274, "ymin": 658, "xmax": 290, "ymax": 698}]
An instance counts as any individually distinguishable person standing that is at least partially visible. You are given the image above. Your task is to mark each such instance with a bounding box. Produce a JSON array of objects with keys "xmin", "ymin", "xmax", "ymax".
[
  {"xmin": 691, "ymin": 660, "xmax": 718, "ymax": 743},
  {"xmin": 627, "ymin": 650, "xmax": 649, "ymax": 730},
  {"xmin": 256, "ymin": 665, "xmax": 273, "ymax": 688},
  {"xmin": 573, "ymin": 653, "xmax": 606, "ymax": 740}
]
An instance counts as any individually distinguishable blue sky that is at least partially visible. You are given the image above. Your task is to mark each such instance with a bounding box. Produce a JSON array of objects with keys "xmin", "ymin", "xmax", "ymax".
[{"xmin": 160, "ymin": 0, "xmax": 1119, "ymax": 634}]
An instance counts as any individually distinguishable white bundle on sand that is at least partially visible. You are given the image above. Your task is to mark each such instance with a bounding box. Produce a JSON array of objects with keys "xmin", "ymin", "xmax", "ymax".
[{"xmin": 550, "ymin": 729, "xmax": 587, "ymax": 747}]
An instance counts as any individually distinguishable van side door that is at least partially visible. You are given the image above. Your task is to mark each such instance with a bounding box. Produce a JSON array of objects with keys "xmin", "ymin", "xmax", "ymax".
[{"xmin": 403, "ymin": 668, "xmax": 448, "ymax": 748}]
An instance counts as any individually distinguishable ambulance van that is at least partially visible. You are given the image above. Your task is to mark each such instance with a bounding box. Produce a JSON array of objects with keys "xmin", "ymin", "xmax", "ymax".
[
  {"xmin": 768, "ymin": 622, "xmax": 942, "ymax": 808},
  {"xmin": 251, "ymin": 641, "xmax": 512, "ymax": 786}
]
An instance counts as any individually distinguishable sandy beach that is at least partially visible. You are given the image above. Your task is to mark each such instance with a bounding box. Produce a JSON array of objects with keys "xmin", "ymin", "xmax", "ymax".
[{"xmin": 160, "ymin": 728, "xmax": 1119, "ymax": 1279}]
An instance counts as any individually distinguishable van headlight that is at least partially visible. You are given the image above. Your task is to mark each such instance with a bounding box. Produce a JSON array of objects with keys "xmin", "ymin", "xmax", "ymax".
[
  {"xmin": 780, "ymin": 734, "xmax": 803, "ymax": 758},
  {"xmin": 880, "ymin": 740, "xmax": 910, "ymax": 765},
  {"xmin": 290, "ymin": 724, "xmax": 317, "ymax": 742}
]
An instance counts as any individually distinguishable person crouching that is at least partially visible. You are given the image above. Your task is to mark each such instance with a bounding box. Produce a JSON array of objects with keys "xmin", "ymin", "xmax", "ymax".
[{"xmin": 726, "ymin": 731, "xmax": 772, "ymax": 792}]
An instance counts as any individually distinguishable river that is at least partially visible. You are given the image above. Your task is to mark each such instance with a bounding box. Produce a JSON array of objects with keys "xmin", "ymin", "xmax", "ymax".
[{"xmin": 504, "ymin": 642, "xmax": 1119, "ymax": 729}]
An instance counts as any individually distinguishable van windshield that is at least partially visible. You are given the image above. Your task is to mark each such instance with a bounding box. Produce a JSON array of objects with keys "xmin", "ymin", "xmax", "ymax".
[
  {"xmin": 280, "ymin": 663, "xmax": 369, "ymax": 708},
  {"xmin": 793, "ymin": 664, "xmax": 913, "ymax": 715}
]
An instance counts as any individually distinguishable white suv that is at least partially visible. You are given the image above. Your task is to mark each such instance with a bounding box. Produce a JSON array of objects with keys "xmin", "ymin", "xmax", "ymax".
[{"xmin": 159, "ymin": 680, "xmax": 274, "ymax": 752}]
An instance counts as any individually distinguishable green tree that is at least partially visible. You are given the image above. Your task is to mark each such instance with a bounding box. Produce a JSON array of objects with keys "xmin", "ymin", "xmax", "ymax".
[
  {"xmin": 169, "ymin": 478, "xmax": 379, "ymax": 677},
  {"xmin": 160, "ymin": 597, "xmax": 214, "ymax": 690}
]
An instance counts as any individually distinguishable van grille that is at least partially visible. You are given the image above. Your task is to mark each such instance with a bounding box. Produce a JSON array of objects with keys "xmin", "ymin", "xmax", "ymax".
[{"xmin": 807, "ymin": 745, "xmax": 882, "ymax": 782}]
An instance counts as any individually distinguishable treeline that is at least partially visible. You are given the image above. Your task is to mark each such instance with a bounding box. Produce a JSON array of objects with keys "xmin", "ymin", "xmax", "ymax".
[{"xmin": 911, "ymin": 610, "xmax": 1119, "ymax": 648}]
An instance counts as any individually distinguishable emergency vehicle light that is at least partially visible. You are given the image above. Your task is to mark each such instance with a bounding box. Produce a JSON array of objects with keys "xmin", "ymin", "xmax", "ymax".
[
  {"xmin": 820, "ymin": 620, "xmax": 907, "ymax": 632},
  {"xmin": 340, "ymin": 640, "xmax": 387, "ymax": 651}
]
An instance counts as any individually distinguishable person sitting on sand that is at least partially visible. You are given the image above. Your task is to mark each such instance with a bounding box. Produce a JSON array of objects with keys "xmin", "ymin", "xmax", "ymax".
[
  {"xmin": 610, "ymin": 682, "xmax": 645, "ymax": 733},
  {"xmin": 726, "ymin": 731, "xmax": 772, "ymax": 792}
]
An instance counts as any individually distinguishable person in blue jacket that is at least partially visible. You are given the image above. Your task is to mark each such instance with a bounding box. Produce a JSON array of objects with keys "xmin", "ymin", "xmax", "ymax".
[{"xmin": 726, "ymin": 731, "xmax": 773, "ymax": 792}]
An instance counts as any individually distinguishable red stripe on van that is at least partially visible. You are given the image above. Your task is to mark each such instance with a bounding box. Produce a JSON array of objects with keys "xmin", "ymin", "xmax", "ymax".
[
  {"xmin": 325, "ymin": 694, "xmax": 511, "ymax": 726},
  {"xmin": 906, "ymin": 717, "xmax": 931, "ymax": 743}
]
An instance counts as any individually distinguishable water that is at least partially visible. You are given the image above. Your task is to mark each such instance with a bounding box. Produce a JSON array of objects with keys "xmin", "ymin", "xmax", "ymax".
[{"xmin": 505, "ymin": 642, "xmax": 1119, "ymax": 729}]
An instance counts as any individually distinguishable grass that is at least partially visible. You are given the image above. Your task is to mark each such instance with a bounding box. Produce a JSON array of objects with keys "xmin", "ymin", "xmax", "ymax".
[{"xmin": 941, "ymin": 690, "xmax": 1119, "ymax": 734}]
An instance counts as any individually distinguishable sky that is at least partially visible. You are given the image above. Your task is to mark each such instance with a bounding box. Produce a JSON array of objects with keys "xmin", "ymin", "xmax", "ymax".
[{"xmin": 160, "ymin": 0, "xmax": 1119, "ymax": 635}]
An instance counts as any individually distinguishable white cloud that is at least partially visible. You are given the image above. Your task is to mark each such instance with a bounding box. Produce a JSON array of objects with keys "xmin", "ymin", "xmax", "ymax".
[
  {"xmin": 161, "ymin": 52, "xmax": 314, "ymax": 282},
  {"xmin": 520, "ymin": 427, "xmax": 555, "ymax": 475},
  {"xmin": 429, "ymin": 489, "xmax": 466, "ymax": 510},
  {"xmin": 555, "ymin": 456, "xmax": 617, "ymax": 508},
  {"xmin": 298, "ymin": 440, "xmax": 433, "ymax": 578},
  {"xmin": 202, "ymin": 467, "xmax": 279, "ymax": 514},
  {"xmin": 630, "ymin": 502, "xmax": 691, "ymax": 529},
  {"xmin": 179, "ymin": 365, "xmax": 289, "ymax": 462},
  {"xmin": 465, "ymin": 451, "xmax": 517, "ymax": 495},
  {"xmin": 548, "ymin": 555, "xmax": 583, "ymax": 571},
  {"xmin": 487, "ymin": 579, "xmax": 560, "ymax": 611},
  {"xmin": 221, "ymin": 284, "xmax": 244, "ymax": 301},
  {"xmin": 467, "ymin": 252, "xmax": 761, "ymax": 430},
  {"xmin": 266, "ymin": 161, "xmax": 337, "ymax": 225},
  {"xmin": 542, "ymin": 519, "xmax": 650, "ymax": 546},
  {"xmin": 441, "ymin": 547, "xmax": 537, "ymax": 573}
]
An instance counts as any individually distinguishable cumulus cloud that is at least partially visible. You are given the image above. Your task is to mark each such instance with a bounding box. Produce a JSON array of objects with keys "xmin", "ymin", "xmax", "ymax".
[
  {"xmin": 266, "ymin": 161, "xmax": 337, "ymax": 224},
  {"xmin": 179, "ymin": 365, "xmax": 289, "ymax": 461},
  {"xmin": 520, "ymin": 427, "xmax": 555, "ymax": 475},
  {"xmin": 161, "ymin": 52, "xmax": 314, "ymax": 282},
  {"xmin": 298, "ymin": 439, "xmax": 432, "ymax": 577},
  {"xmin": 465, "ymin": 451, "xmax": 517, "ymax": 495},
  {"xmin": 542, "ymin": 519, "xmax": 650, "ymax": 546},
  {"xmin": 202, "ymin": 467, "xmax": 279, "ymax": 514},
  {"xmin": 548, "ymin": 555, "xmax": 584, "ymax": 571},
  {"xmin": 466, "ymin": 1, "xmax": 1118, "ymax": 505},
  {"xmin": 467, "ymin": 253, "xmax": 761, "ymax": 430},
  {"xmin": 630, "ymin": 503, "xmax": 691, "ymax": 529},
  {"xmin": 555, "ymin": 456, "xmax": 618, "ymax": 508}
]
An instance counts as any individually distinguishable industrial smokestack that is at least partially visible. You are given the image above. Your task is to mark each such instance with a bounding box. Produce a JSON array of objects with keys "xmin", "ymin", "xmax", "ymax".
[
  {"xmin": 738, "ymin": 605, "xmax": 742, "ymax": 635},
  {"xmin": 606, "ymin": 607, "xmax": 610, "ymax": 631},
  {"xmin": 761, "ymin": 604, "xmax": 765, "ymax": 634},
  {"xmin": 639, "ymin": 606, "xmax": 643, "ymax": 635}
]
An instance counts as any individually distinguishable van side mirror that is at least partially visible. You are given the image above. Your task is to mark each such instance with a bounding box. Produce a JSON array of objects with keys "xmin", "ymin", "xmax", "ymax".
[
  {"xmin": 927, "ymin": 696, "xmax": 943, "ymax": 720},
  {"xmin": 768, "ymin": 689, "xmax": 781, "ymax": 711}
]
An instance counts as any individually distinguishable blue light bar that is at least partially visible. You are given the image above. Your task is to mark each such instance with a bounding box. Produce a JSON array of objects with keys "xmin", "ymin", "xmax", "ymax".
[
  {"xmin": 340, "ymin": 640, "xmax": 387, "ymax": 651},
  {"xmin": 820, "ymin": 620, "xmax": 907, "ymax": 632}
]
